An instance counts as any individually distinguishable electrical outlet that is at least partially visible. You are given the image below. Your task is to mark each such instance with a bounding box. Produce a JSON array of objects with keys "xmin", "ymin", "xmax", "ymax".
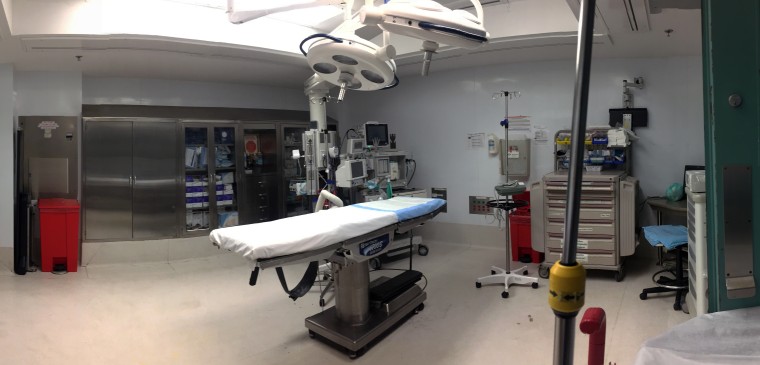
[
  {"xmin": 469, "ymin": 196, "xmax": 493, "ymax": 215},
  {"xmin": 431, "ymin": 187, "xmax": 447, "ymax": 213}
]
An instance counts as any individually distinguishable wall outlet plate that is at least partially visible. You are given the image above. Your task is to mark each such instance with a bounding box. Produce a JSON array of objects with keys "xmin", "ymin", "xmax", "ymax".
[
  {"xmin": 431, "ymin": 187, "xmax": 447, "ymax": 213},
  {"xmin": 469, "ymin": 195, "xmax": 493, "ymax": 215}
]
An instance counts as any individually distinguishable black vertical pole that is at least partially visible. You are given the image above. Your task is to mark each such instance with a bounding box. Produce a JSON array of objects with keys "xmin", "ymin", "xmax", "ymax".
[{"xmin": 554, "ymin": 0, "xmax": 596, "ymax": 363}]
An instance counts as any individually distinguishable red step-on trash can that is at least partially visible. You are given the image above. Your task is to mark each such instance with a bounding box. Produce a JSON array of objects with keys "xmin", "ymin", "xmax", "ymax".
[
  {"xmin": 38, "ymin": 199, "xmax": 80, "ymax": 272},
  {"xmin": 510, "ymin": 191, "xmax": 544, "ymax": 264}
]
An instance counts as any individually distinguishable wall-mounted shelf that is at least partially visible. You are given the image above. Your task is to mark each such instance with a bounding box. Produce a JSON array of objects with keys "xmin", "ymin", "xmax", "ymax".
[{"xmin": 554, "ymin": 127, "xmax": 632, "ymax": 174}]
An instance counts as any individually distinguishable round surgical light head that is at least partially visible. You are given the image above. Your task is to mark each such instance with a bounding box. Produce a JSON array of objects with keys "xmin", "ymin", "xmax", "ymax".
[{"xmin": 304, "ymin": 35, "xmax": 396, "ymax": 92}]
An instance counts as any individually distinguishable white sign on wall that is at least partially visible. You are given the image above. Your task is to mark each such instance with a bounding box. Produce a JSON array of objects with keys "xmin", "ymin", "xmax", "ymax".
[{"xmin": 38, "ymin": 121, "xmax": 59, "ymax": 138}]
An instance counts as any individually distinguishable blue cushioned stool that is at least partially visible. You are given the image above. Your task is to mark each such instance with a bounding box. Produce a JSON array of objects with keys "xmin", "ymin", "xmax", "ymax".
[{"xmin": 639, "ymin": 225, "xmax": 689, "ymax": 311}]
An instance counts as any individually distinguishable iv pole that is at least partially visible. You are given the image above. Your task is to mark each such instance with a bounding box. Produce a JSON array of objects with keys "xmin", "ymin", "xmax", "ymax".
[
  {"xmin": 498, "ymin": 91, "xmax": 519, "ymax": 274},
  {"xmin": 549, "ymin": 0, "xmax": 596, "ymax": 364},
  {"xmin": 475, "ymin": 91, "xmax": 538, "ymax": 298}
]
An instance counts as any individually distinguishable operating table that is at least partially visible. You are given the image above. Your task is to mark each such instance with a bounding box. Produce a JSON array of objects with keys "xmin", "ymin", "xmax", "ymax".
[{"xmin": 210, "ymin": 197, "xmax": 446, "ymax": 358}]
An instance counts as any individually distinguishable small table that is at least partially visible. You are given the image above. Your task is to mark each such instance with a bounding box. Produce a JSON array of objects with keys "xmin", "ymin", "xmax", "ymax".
[{"xmin": 647, "ymin": 198, "xmax": 687, "ymax": 225}]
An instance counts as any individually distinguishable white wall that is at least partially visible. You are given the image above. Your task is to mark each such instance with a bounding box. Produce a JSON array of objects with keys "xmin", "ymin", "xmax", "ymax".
[
  {"xmin": 0, "ymin": 64, "xmax": 13, "ymax": 247},
  {"xmin": 82, "ymin": 77, "xmax": 307, "ymax": 111},
  {"xmin": 344, "ymin": 56, "xmax": 705, "ymax": 226},
  {"xmin": 15, "ymin": 71, "xmax": 82, "ymax": 116}
]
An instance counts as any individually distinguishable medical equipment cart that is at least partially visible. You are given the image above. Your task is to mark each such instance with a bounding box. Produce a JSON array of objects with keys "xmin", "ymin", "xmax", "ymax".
[{"xmin": 531, "ymin": 128, "xmax": 638, "ymax": 281}]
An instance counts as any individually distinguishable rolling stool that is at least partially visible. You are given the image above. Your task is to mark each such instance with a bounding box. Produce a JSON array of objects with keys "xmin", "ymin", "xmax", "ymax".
[{"xmin": 639, "ymin": 243, "xmax": 688, "ymax": 311}]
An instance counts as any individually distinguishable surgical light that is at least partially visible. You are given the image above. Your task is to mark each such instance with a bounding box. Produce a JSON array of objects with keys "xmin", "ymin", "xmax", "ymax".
[{"xmin": 301, "ymin": 34, "xmax": 398, "ymax": 93}]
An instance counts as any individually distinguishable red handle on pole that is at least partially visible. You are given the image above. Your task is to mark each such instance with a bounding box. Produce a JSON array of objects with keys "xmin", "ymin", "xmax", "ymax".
[{"xmin": 580, "ymin": 307, "xmax": 606, "ymax": 365}]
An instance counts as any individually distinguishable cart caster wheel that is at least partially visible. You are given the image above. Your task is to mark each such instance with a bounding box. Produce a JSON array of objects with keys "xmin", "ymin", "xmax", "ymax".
[
  {"xmin": 538, "ymin": 266, "xmax": 550, "ymax": 279},
  {"xmin": 319, "ymin": 298, "xmax": 326, "ymax": 307},
  {"xmin": 501, "ymin": 291, "xmax": 509, "ymax": 299},
  {"xmin": 615, "ymin": 268, "xmax": 625, "ymax": 282},
  {"xmin": 475, "ymin": 282, "xmax": 482, "ymax": 288},
  {"xmin": 532, "ymin": 282, "xmax": 539, "ymax": 289},
  {"xmin": 523, "ymin": 270, "xmax": 529, "ymax": 275},
  {"xmin": 369, "ymin": 258, "xmax": 381, "ymax": 270},
  {"xmin": 418, "ymin": 245, "xmax": 429, "ymax": 256},
  {"xmin": 348, "ymin": 347, "xmax": 365, "ymax": 359},
  {"xmin": 491, "ymin": 270, "xmax": 496, "ymax": 275},
  {"xmin": 674, "ymin": 303, "xmax": 681, "ymax": 311},
  {"xmin": 639, "ymin": 292, "xmax": 647, "ymax": 300},
  {"xmin": 414, "ymin": 303, "xmax": 425, "ymax": 314},
  {"xmin": 308, "ymin": 330, "xmax": 316, "ymax": 339}
]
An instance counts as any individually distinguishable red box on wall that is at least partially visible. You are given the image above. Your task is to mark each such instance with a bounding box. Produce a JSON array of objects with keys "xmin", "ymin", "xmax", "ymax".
[
  {"xmin": 38, "ymin": 199, "xmax": 80, "ymax": 273},
  {"xmin": 510, "ymin": 192, "xmax": 544, "ymax": 264}
]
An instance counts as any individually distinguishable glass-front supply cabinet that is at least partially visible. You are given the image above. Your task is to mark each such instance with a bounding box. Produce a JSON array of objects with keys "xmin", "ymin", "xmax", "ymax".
[
  {"xmin": 240, "ymin": 124, "xmax": 279, "ymax": 224},
  {"xmin": 184, "ymin": 126, "xmax": 211, "ymax": 232},
  {"xmin": 282, "ymin": 124, "xmax": 310, "ymax": 217},
  {"xmin": 182, "ymin": 123, "xmax": 239, "ymax": 235},
  {"xmin": 214, "ymin": 126, "xmax": 239, "ymax": 229}
]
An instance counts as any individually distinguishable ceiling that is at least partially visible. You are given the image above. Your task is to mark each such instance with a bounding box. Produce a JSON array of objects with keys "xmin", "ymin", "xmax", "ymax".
[{"xmin": 0, "ymin": 0, "xmax": 702, "ymax": 89}]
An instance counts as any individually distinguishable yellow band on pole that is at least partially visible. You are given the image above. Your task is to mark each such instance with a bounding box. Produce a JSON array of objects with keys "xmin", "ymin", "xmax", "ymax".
[{"xmin": 548, "ymin": 260, "xmax": 586, "ymax": 314}]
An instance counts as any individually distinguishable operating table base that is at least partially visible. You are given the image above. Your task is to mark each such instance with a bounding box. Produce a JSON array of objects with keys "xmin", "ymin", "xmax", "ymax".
[{"xmin": 305, "ymin": 284, "xmax": 426, "ymax": 358}]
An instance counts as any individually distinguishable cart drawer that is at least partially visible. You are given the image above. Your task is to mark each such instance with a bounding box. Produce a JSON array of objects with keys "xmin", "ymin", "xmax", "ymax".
[
  {"xmin": 545, "ymin": 207, "xmax": 615, "ymax": 221},
  {"xmin": 546, "ymin": 191, "xmax": 615, "ymax": 202},
  {"xmin": 545, "ymin": 234, "xmax": 616, "ymax": 251},
  {"xmin": 544, "ymin": 181, "xmax": 615, "ymax": 192},
  {"xmin": 547, "ymin": 249, "xmax": 616, "ymax": 266},
  {"xmin": 545, "ymin": 197, "xmax": 615, "ymax": 209},
  {"xmin": 546, "ymin": 220, "xmax": 615, "ymax": 236}
]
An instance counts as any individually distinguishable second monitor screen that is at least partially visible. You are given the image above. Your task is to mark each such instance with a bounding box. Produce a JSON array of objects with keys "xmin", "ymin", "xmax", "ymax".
[{"xmin": 365, "ymin": 124, "xmax": 389, "ymax": 146}]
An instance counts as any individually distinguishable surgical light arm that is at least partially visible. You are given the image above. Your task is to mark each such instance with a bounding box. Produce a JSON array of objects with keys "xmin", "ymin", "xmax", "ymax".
[
  {"xmin": 302, "ymin": 75, "xmax": 339, "ymax": 196},
  {"xmin": 359, "ymin": 0, "xmax": 488, "ymax": 76}
]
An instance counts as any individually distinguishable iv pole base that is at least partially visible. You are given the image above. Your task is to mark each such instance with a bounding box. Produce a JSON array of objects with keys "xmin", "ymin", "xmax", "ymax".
[{"xmin": 476, "ymin": 265, "xmax": 540, "ymax": 298}]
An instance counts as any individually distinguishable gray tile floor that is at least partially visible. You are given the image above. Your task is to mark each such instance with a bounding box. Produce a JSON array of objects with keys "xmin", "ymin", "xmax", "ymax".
[{"xmin": 0, "ymin": 242, "xmax": 689, "ymax": 364}]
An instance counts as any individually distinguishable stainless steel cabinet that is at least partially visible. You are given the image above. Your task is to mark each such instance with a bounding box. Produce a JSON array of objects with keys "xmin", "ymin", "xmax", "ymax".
[
  {"xmin": 83, "ymin": 119, "xmax": 178, "ymax": 241},
  {"xmin": 83, "ymin": 121, "xmax": 133, "ymax": 240},
  {"xmin": 133, "ymin": 122, "xmax": 178, "ymax": 239},
  {"xmin": 83, "ymin": 118, "xmax": 338, "ymax": 242}
]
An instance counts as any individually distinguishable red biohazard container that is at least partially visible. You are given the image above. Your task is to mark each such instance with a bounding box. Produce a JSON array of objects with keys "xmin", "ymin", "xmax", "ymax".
[
  {"xmin": 510, "ymin": 191, "xmax": 544, "ymax": 263},
  {"xmin": 38, "ymin": 199, "xmax": 80, "ymax": 272}
]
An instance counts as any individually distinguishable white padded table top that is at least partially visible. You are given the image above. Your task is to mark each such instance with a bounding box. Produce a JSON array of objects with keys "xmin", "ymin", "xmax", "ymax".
[
  {"xmin": 634, "ymin": 306, "xmax": 760, "ymax": 364},
  {"xmin": 209, "ymin": 197, "xmax": 445, "ymax": 264}
]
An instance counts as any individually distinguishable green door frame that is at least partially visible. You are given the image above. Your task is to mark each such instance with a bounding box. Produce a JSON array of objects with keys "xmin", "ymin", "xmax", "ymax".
[{"xmin": 703, "ymin": 0, "xmax": 760, "ymax": 311}]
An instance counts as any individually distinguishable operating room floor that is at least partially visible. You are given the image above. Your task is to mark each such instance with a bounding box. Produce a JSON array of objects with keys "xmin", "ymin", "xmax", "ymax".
[{"xmin": 0, "ymin": 242, "xmax": 689, "ymax": 365}]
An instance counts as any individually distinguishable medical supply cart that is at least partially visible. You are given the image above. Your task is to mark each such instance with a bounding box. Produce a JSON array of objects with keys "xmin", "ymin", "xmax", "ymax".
[{"xmin": 531, "ymin": 128, "xmax": 638, "ymax": 281}]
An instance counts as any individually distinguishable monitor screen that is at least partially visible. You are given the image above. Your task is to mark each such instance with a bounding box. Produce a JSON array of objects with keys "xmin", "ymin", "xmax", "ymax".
[
  {"xmin": 351, "ymin": 160, "xmax": 364, "ymax": 179},
  {"xmin": 353, "ymin": 140, "xmax": 364, "ymax": 150},
  {"xmin": 365, "ymin": 124, "xmax": 389, "ymax": 146}
]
